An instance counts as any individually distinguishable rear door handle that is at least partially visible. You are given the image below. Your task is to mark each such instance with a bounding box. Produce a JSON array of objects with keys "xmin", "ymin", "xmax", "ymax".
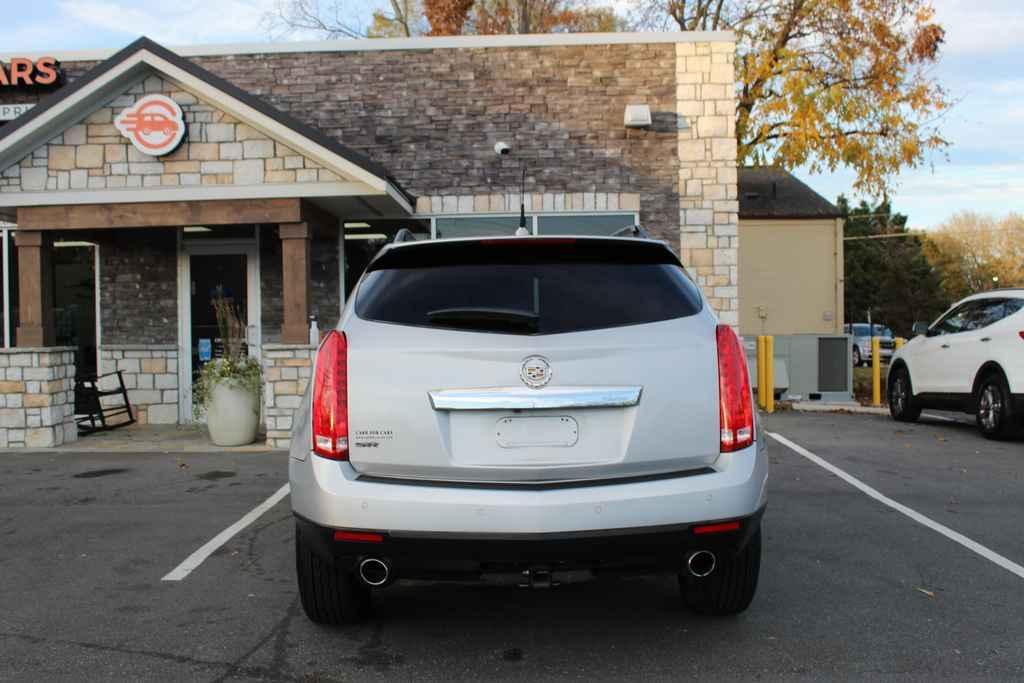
[
  {"xmin": 980, "ymin": 337, "xmax": 991, "ymax": 342},
  {"xmin": 940, "ymin": 343, "xmax": 950, "ymax": 349}
]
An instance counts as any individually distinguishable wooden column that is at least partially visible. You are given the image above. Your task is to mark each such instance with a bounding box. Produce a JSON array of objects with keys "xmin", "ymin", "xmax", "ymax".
[
  {"xmin": 280, "ymin": 222, "xmax": 312, "ymax": 344},
  {"xmin": 14, "ymin": 230, "xmax": 55, "ymax": 347}
]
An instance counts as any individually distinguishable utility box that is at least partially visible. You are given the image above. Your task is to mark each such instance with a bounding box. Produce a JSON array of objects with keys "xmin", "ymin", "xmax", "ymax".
[{"xmin": 745, "ymin": 334, "xmax": 853, "ymax": 403}]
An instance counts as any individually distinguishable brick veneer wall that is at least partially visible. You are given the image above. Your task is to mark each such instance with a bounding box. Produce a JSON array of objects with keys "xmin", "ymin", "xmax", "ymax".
[
  {"xmin": 1, "ymin": 41, "xmax": 696, "ymax": 247},
  {"xmin": 99, "ymin": 345, "xmax": 179, "ymax": 424},
  {"xmin": 262, "ymin": 343, "xmax": 315, "ymax": 449},
  {"xmin": 0, "ymin": 347, "xmax": 77, "ymax": 448},
  {"xmin": 0, "ymin": 75, "xmax": 349, "ymax": 194}
]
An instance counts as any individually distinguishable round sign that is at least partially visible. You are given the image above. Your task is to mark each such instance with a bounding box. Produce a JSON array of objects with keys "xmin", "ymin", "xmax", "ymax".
[{"xmin": 113, "ymin": 94, "xmax": 187, "ymax": 156}]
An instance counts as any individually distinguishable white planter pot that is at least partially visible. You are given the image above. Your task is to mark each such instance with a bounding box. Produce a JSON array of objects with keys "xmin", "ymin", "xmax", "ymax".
[{"xmin": 206, "ymin": 381, "xmax": 260, "ymax": 447}]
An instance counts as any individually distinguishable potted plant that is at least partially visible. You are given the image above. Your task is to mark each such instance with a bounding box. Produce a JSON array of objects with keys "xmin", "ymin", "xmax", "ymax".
[{"xmin": 193, "ymin": 298, "xmax": 262, "ymax": 446}]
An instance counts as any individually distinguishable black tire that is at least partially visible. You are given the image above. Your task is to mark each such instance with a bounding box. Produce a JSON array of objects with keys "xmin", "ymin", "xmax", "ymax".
[
  {"xmin": 295, "ymin": 525, "xmax": 372, "ymax": 625},
  {"xmin": 680, "ymin": 528, "xmax": 761, "ymax": 616},
  {"xmin": 975, "ymin": 372, "xmax": 1018, "ymax": 440},
  {"xmin": 852, "ymin": 346, "xmax": 862, "ymax": 367},
  {"xmin": 888, "ymin": 365, "xmax": 921, "ymax": 423}
]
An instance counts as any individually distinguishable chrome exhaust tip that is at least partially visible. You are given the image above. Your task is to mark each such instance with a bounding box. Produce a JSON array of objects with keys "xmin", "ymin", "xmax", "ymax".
[
  {"xmin": 686, "ymin": 550, "xmax": 716, "ymax": 578},
  {"xmin": 357, "ymin": 557, "xmax": 391, "ymax": 587}
]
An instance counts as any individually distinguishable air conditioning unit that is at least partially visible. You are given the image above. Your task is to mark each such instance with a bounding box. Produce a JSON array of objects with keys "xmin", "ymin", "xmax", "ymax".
[{"xmin": 745, "ymin": 334, "xmax": 853, "ymax": 403}]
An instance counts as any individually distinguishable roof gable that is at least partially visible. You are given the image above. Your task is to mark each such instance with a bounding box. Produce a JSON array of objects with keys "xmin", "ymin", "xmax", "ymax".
[
  {"xmin": 738, "ymin": 167, "xmax": 840, "ymax": 220},
  {"xmin": 0, "ymin": 37, "xmax": 411, "ymax": 209}
]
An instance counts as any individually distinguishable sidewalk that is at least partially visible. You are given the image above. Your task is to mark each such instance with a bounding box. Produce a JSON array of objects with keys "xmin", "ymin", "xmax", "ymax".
[{"xmin": 3, "ymin": 423, "xmax": 283, "ymax": 453}]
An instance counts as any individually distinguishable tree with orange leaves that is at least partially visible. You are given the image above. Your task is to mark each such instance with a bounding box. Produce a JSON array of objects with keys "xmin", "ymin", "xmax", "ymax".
[{"xmin": 631, "ymin": 0, "xmax": 950, "ymax": 196}]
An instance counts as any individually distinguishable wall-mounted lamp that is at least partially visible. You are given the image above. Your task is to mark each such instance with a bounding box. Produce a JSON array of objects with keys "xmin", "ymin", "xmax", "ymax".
[{"xmin": 624, "ymin": 104, "xmax": 652, "ymax": 128}]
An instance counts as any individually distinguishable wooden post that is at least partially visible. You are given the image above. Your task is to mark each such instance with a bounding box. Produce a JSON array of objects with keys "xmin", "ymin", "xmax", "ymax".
[
  {"xmin": 279, "ymin": 222, "xmax": 311, "ymax": 345},
  {"xmin": 14, "ymin": 230, "xmax": 55, "ymax": 347}
]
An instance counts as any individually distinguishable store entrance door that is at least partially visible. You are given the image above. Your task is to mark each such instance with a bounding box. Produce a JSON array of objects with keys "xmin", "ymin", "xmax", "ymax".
[{"xmin": 178, "ymin": 238, "xmax": 260, "ymax": 423}]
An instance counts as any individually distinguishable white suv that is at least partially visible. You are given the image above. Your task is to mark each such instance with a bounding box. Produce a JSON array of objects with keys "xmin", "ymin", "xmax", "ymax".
[
  {"xmin": 289, "ymin": 236, "xmax": 767, "ymax": 624},
  {"xmin": 888, "ymin": 290, "xmax": 1024, "ymax": 439}
]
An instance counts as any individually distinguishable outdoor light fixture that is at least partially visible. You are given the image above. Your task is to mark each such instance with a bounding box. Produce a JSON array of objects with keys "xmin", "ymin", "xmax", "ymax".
[
  {"xmin": 344, "ymin": 233, "xmax": 388, "ymax": 241},
  {"xmin": 53, "ymin": 241, "xmax": 95, "ymax": 248},
  {"xmin": 343, "ymin": 222, "xmax": 371, "ymax": 228},
  {"xmin": 624, "ymin": 104, "xmax": 652, "ymax": 128},
  {"xmin": 183, "ymin": 226, "xmax": 211, "ymax": 233}
]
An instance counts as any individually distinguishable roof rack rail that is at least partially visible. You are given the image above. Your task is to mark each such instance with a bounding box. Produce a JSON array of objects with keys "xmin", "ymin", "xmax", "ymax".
[
  {"xmin": 611, "ymin": 224, "xmax": 649, "ymax": 238},
  {"xmin": 392, "ymin": 228, "xmax": 419, "ymax": 243}
]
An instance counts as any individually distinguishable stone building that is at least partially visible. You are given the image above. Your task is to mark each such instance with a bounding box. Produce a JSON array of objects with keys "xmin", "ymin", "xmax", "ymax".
[{"xmin": 0, "ymin": 32, "xmax": 740, "ymax": 448}]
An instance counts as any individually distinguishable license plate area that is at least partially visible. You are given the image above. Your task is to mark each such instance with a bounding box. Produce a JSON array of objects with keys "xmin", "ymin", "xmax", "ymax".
[{"xmin": 496, "ymin": 416, "xmax": 579, "ymax": 448}]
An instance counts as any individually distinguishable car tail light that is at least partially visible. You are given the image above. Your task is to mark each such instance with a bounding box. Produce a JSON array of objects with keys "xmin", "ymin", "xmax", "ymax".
[
  {"xmin": 717, "ymin": 324, "xmax": 754, "ymax": 452},
  {"xmin": 333, "ymin": 530, "xmax": 383, "ymax": 543},
  {"xmin": 693, "ymin": 520, "xmax": 741, "ymax": 535},
  {"xmin": 312, "ymin": 330, "xmax": 349, "ymax": 459}
]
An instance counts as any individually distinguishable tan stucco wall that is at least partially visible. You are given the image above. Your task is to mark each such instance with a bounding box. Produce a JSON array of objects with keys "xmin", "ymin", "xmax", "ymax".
[{"xmin": 738, "ymin": 217, "xmax": 844, "ymax": 336}]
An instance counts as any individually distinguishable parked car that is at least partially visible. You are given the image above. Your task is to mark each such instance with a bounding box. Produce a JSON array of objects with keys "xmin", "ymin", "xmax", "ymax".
[
  {"xmin": 888, "ymin": 290, "xmax": 1024, "ymax": 439},
  {"xmin": 845, "ymin": 323, "xmax": 895, "ymax": 366},
  {"xmin": 289, "ymin": 235, "xmax": 768, "ymax": 624}
]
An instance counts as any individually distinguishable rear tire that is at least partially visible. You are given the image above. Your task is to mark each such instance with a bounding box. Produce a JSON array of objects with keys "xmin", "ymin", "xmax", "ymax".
[
  {"xmin": 680, "ymin": 529, "xmax": 761, "ymax": 616},
  {"xmin": 976, "ymin": 372, "xmax": 1018, "ymax": 440},
  {"xmin": 295, "ymin": 525, "xmax": 372, "ymax": 625},
  {"xmin": 888, "ymin": 366, "xmax": 921, "ymax": 423}
]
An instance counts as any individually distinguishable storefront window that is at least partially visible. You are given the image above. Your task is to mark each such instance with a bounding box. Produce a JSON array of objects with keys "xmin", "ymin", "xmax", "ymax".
[
  {"xmin": 435, "ymin": 216, "xmax": 522, "ymax": 239},
  {"xmin": 537, "ymin": 214, "xmax": 638, "ymax": 236}
]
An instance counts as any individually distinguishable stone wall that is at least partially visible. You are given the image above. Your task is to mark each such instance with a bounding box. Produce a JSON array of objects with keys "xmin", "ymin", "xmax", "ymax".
[
  {"xmin": 95, "ymin": 228, "xmax": 178, "ymax": 345},
  {"xmin": 0, "ymin": 74, "xmax": 349, "ymax": 194},
  {"xmin": 99, "ymin": 345, "xmax": 179, "ymax": 424},
  {"xmin": 413, "ymin": 191, "xmax": 640, "ymax": 216},
  {"xmin": 0, "ymin": 347, "xmax": 77, "ymax": 448},
  {"xmin": 675, "ymin": 42, "xmax": 739, "ymax": 326},
  {"xmin": 262, "ymin": 343, "xmax": 315, "ymax": 449}
]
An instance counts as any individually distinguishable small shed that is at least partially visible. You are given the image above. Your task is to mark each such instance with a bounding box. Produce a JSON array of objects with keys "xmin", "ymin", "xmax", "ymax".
[{"xmin": 738, "ymin": 167, "xmax": 844, "ymax": 337}]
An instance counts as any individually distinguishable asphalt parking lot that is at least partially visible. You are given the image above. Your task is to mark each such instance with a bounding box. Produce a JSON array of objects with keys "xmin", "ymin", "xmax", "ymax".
[{"xmin": 1, "ymin": 412, "xmax": 1023, "ymax": 681}]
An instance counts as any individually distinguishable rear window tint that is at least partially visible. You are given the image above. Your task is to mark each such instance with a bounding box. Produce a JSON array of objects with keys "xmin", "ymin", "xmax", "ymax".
[{"xmin": 355, "ymin": 239, "xmax": 703, "ymax": 335}]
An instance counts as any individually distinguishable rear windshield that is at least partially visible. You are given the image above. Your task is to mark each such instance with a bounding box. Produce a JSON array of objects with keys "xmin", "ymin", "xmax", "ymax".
[{"xmin": 354, "ymin": 239, "xmax": 703, "ymax": 335}]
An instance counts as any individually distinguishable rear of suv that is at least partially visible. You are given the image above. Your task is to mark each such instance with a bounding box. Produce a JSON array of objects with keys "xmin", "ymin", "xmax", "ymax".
[{"xmin": 289, "ymin": 236, "xmax": 768, "ymax": 624}]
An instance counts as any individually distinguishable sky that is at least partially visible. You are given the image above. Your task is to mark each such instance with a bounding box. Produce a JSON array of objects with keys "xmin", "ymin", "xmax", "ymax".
[{"xmin": 1, "ymin": 0, "xmax": 1021, "ymax": 230}]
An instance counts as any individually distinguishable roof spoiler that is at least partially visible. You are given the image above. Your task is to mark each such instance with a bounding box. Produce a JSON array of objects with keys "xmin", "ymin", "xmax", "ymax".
[
  {"xmin": 392, "ymin": 228, "xmax": 419, "ymax": 243},
  {"xmin": 611, "ymin": 224, "xmax": 649, "ymax": 238}
]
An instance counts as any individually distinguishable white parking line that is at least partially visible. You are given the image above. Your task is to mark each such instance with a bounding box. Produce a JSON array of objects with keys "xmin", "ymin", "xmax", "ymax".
[
  {"xmin": 767, "ymin": 431, "xmax": 1024, "ymax": 581},
  {"xmin": 162, "ymin": 483, "xmax": 291, "ymax": 582}
]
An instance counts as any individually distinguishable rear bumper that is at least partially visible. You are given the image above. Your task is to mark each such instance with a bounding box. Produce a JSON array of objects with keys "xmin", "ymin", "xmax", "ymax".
[
  {"xmin": 295, "ymin": 506, "xmax": 765, "ymax": 580},
  {"xmin": 290, "ymin": 441, "xmax": 767, "ymax": 536}
]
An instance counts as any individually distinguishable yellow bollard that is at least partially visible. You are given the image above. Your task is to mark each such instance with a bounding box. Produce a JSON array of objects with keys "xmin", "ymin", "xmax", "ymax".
[
  {"xmin": 871, "ymin": 336, "xmax": 882, "ymax": 406},
  {"xmin": 765, "ymin": 335, "xmax": 775, "ymax": 413},
  {"xmin": 894, "ymin": 337, "xmax": 905, "ymax": 350},
  {"xmin": 756, "ymin": 336, "xmax": 767, "ymax": 409}
]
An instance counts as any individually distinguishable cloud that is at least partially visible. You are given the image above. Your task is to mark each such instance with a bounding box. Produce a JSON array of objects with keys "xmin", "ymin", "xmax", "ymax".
[
  {"xmin": 56, "ymin": 0, "xmax": 281, "ymax": 45},
  {"xmin": 931, "ymin": 0, "xmax": 1024, "ymax": 57}
]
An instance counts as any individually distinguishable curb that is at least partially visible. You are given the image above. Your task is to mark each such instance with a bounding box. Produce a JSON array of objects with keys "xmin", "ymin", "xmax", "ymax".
[{"xmin": 790, "ymin": 402, "xmax": 889, "ymax": 416}]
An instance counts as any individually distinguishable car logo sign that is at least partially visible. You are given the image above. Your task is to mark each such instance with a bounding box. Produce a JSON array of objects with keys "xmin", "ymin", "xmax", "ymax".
[
  {"xmin": 114, "ymin": 94, "xmax": 186, "ymax": 157},
  {"xmin": 520, "ymin": 355, "xmax": 551, "ymax": 389}
]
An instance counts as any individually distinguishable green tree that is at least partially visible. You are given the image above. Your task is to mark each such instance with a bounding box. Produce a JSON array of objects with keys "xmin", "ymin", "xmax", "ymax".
[{"xmin": 841, "ymin": 197, "xmax": 946, "ymax": 336}]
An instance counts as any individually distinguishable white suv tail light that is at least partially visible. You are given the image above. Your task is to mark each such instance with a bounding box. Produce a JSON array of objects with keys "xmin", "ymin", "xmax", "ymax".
[
  {"xmin": 717, "ymin": 324, "xmax": 754, "ymax": 452},
  {"xmin": 312, "ymin": 330, "xmax": 349, "ymax": 460}
]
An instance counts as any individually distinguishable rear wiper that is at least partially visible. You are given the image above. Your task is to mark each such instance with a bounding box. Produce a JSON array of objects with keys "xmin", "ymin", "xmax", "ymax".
[{"xmin": 426, "ymin": 307, "xmax": 539, "ymax": 332}]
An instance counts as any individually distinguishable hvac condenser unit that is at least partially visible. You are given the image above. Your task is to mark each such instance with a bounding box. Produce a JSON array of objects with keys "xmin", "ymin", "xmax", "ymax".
[{"xmin": 745, "ymin": 334, "xmax": 853, "ymax": 403}]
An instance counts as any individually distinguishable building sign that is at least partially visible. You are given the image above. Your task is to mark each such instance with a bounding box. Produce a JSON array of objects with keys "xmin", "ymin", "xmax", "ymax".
[
  {"xmin": 0, "ymin": 57, "xmax": 61, "ymax": 87},
  {"xmin": 113, "ymin": 94, "xmax": 186, "ymax": 156},
  {"xmin": 0, "ymin": 103, "xmax": 35, "ymax": 121}
]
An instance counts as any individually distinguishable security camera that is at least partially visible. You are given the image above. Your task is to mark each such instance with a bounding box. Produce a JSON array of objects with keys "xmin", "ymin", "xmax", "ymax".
[{"xmin": 494, "ymin": 141, "xmax": 511, "ymax": 155}]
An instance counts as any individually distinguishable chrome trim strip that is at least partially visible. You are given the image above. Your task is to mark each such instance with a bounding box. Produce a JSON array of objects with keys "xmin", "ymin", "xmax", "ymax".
[{"xmin": 428, "ymin": 386, "xmax": 642, "ymax": 411}]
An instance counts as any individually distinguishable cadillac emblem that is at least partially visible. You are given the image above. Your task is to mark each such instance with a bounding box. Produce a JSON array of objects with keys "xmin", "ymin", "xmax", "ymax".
[{"xmin": 520, "ymin": 355, "xmax": 552, "ymax": 389}]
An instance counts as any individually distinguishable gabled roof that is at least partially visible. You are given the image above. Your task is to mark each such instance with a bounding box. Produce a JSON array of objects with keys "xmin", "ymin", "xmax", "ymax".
[
  {"xmin": 738, "ymin": 167, "xmax": 840, "ymax": 220},
  {"xmin": 0, "ymin": 37, "xmax": 412, "ymax": 208}
]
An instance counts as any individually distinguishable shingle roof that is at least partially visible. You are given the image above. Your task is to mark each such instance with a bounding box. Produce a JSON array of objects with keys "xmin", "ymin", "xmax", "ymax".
[{"xmin": 738, "ymin": 167, "xmax": 841, "ymax": 219}]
